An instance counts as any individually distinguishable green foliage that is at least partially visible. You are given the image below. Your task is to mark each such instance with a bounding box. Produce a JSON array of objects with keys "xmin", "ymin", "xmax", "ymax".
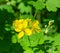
[
  {"xmin": 53, "ymin": 33, "xmax": 60, "ymax": 46},
  {"xmin": 29, "ymin": 33, "xmax": 40, "ymax": 47},
  {"xmin": 18, "ymin": 35, "xmax": 30, "ymax": 50},
  {"xmin": 0, "ymin": 0, "xmax": 60, "ymax": 53},
  {"xmin": 24, "ymin": 49, "xmax": 34, "ymax": 53},
  {"xmin": 12, "ymin": 35, "xmax": 17, "ymax": 43},
  {"xmin": 0, "ymin": 4, "xmax": 14, "ymax": 13},
  {"xmin": 28, "ymin": 0, "xmax": 45, "ymax": 10},
  {"xmin": 18, "ymin": 2, "xmax": 32, "ymax": 13},
  {"xmin": 46, "ymin": 0, "xmax": 60, "ymax": 12}
]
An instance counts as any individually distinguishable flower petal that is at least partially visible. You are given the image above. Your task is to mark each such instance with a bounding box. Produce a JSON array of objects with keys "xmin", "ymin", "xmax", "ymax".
[
  {"xmin": 18, "ymin": 31, "xmax": 24, "ymax": 39},
  {"xmin": 35, "ymin": 28, "xmax": 41, "ymax": 33},
  {"xmin": 13, "ymin": 20, "xmax": 19, "ymax": 27},
  {"xmin": 23, "ymin": 20, "xmax": 28, "ymax": 28},
  {"xmin": 25, "ymin": 28, "xmax": 32, "ymax": 36}
]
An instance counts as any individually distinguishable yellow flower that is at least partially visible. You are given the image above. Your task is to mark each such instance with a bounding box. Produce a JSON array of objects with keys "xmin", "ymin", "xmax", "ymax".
[
  {"xmin": 22, "ymin": 19, "xmax": 28, "ymax": 28},
  {"xmin": 25, "ymin": 28, "xmax": 32, "ymax": 36},
  {"xmin": 13, "ymin": 19, "xmax": 23, "ymax": 32},
  {"xmin": 30, "ymin": 20, "xmax": 41, "ymax": 33},
  {"xmin": 13, "ymin": 19, "xmax": 28, "ymax": 32},
  {"xmin": 17, "ymin": 28, "xmax": 32, "ymax": 39},
  {"xmin": 13, "ymin": 18, "xmax": 32, "ymax": 39},
  {"xmin": 13, "ymin": 18, "xmax": 41, "ymax": 39}
]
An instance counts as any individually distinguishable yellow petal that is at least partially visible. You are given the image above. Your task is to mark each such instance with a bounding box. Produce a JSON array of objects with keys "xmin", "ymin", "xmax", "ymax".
[
  {"xmin": 25, "ymin": 28, "xmax": 32, "ymax": 36},
  {"xmin": 33, "ymin": 20, "xmax": 39, "ymax": 28},
  {"xmin": 29, "ymin": 20, "xmax": 39, "ymax": 28},
  {"xmin": 13, "ymin": 19, "xmax": 24, "ymax": 32},
  {"xmin": 14, "ymin": 23, "xmax": 23, "ymax": 32},
  {"xmin": 13, "ymin": 20, "xmax": 19, "ymax": 27},
  {"xmin": 23, "ymin": 20, "xmax": 28, "ymax": 28},
  {"xmin": 18, "ymin": 31, "xmax": 24, "ymax": 39},
  {"xmin": 33, "ymin": 20, "xmax": 39, "ymax": 25},
  {"xmin": 15, "ymin": 28, "xmax": 21, "ymax": 32},
  {"xmin": 35, "ymin": 28, "xmax": 41, "ymax": 33}
]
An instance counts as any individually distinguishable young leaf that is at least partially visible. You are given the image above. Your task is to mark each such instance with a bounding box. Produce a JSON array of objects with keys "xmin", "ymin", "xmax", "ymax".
[
  {"xmin": 18, "ymin": 2, "xmax": 31, "ymax": 13},
  {"xmin": 24, "ymin": 49, "xmax": 34, "ymax": 53},
  {"xmin": 46, "ymin": 0, "xmax": 60, "ymax": 12},
  {"xmin": 12, "ymin": 35, "xmax": 17, "ymax": 43},
  {"xmin": 18, "ymin": 35, "xmax": 30, "ymax": 50},
  {"xmin": 28, "ymin": 0, "xmax": 45, "ymax": 10}
]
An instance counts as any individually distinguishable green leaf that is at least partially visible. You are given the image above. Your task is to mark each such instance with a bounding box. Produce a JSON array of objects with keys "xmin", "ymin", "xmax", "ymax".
[
  {"xmin": 18, "ymin": 35, "xmax": 30, "ymax": 50},
  {"xmin": 28, "ymin": 0, "xmax": 45, "ymax": 10},
  {"xmin": 0, "ymin": 4, "xmax": 14, "ymax": 13},
  {"xmin": 10, "ymin": 0, "xmax": 16, "ymax": 6},
  {"xmin": 24, "ymin": 49, "xmax": 34, "ymax": 53},
  {"xmin": 18, "ymin": 2, "xmax": 31, "ymax": 13},
  {"xmin": 56, "ymin": 46, "xmax": 60, "ymax": 53},
  {"xmin": 18, "ymin": 3, "xmax": 25, "ymax": 13},
  {"xmin": 47, "ymin": 48, "xmax": 56, "ymax": 53},
  {"xmin": 5, "ymin": 27, "xmax": 10, "ymax": 31},
  {"xmin": 53, "ymin": 34, "xmax": 60, "ymax": 46},
  {"xmin": 20, "ymin": 14, "xmax": 35, "ymax": 21},
  {"xmin": 46, "ymin": 46, "xmax": 57, "ymax": 53},
  {"xmin": 12, "ymin": 35, "xmax": 17, "ymax": 43},
  {"xmin": 33, "ymin": 48, "xmax": 44, "ymax": 53},
  {"xmin": 38, "ymin": 50, "xmax": 44, "ymax": 53},
  {"xmin": 46, "ymin": 0, "xmax": 60, "ymax": 12},
  {"xmin": 29, "ymin": 33, "xmax": 41, "ymax": 47},
  {"xmin": 17, "ymin": 0, "xmax": 21, "ymax": 3},
  {"xmin": 28, "ymin": 1, "xmax": 35, "ymax": 5},
  {"xmin": 25, "ymin": 6, "xmax": 31, "ymax": 13},
  {"xmin": 38, "ymin": 32, "xmax": 44, "ymax": 44}
]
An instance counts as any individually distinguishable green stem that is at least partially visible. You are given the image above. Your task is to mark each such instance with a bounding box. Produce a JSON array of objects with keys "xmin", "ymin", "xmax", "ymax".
[{"xmin": 34, "ymin": 10, "xmax": 37, "ymax": 18}]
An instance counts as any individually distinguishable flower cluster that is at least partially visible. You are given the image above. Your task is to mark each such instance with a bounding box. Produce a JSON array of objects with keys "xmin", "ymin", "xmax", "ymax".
[{"xmin": 13, "ymin": 18, "xmax": 41, "ymax": 39}]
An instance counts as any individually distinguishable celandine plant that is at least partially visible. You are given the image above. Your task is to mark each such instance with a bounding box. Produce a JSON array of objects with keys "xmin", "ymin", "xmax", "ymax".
[
  {"xmin": 12, "ymin": 18, "xmax": 43, "ymax": 53},
  {"xmin": 12, "ymin": 17, "xmax": 59, "ymax": 53},
  {"xmin": 13, "ymin": 18, "xmax": 41, "ymax": 39}
]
